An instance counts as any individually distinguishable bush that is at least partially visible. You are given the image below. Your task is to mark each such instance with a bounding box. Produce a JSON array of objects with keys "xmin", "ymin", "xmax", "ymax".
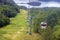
[
  {"xmin": 2, "ymin": 9, "xmax": 17, "ymax": 18},
  {"xmin": 1, "ymin": 5, "xmax": 17, "ymax": 18},
  {"xmin": 0, "ymin": 13, "xmax": 10, "ymax": 27},
  {"xmin": 0, "ymin": 0, "xmax": 19, "ymax": 27}
]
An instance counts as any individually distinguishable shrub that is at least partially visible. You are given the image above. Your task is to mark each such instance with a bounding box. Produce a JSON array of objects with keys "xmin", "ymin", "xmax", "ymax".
[{"xmin": 0, "ymin": 13, "xmax": 10, "ymax": 27}]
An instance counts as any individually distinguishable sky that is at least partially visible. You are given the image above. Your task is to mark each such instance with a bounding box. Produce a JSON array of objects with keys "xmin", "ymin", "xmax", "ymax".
[
  {"xmin": 13, "ymin": 0, "xmax": 60, "ymax": 8},
  {"xmin": 39, "ymin": 0, "xmax": 60, "ymax": 2}
]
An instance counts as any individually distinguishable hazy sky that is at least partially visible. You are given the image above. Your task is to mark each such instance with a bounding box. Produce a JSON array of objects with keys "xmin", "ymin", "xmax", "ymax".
[
  {"xmin": 13, "ymin": 0, "xmax": 60, "ymax": 8},
  {"xmin": 39, "ymin": 0, "xmax": 60, "ymax": 2}
]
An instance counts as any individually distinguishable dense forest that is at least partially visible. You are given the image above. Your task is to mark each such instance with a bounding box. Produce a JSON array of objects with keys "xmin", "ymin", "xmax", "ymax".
[
  {"xmin": 0, "ymin": 0, "xmax": 20, "ymax": 27},
  {"xmin": 30, "ymin": 7, "xmax": 60, "ymax": 40}
]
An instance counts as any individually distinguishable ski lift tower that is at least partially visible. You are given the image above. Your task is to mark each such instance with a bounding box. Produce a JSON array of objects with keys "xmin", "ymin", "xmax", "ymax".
[
  {"xmin": 17, "ymin": 0, "xmax": 41, "ymax": 35},
  {"xmin": 27, "ymin": 0, "xmax": 41, "ymax": 35}
]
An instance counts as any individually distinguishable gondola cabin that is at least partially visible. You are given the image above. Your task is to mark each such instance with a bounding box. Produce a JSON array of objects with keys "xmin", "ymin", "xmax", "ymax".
[{"xmin": 40, "ymin": 22, "xmax": 47, "ymax": 29}]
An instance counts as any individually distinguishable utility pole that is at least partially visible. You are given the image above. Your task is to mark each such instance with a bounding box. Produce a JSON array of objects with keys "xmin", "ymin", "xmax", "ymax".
[
  {"xmin": 28, "ymin": 8, "xmax": 32, "ymax": 35},
  {"xmin": 28, "ymin": 0, "xmax": 32, "ymax": 35}
]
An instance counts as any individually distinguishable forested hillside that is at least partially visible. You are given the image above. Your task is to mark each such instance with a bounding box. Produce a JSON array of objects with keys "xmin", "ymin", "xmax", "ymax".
[
  {"xmin": 0, "ymin": 0, "xmax": 19, "ymax": 27},
  {"xmin": 0, "ymin": 0, "xmax": 60, "ymax": 40},
  {"xmin": 30, "ymin": 7, "xmax": 60, "ymax": 40}
]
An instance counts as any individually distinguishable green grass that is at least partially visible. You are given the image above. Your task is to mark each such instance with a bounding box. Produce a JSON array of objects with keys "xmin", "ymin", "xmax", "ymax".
[
  {"xmin": 1, "ymin": 9, "xmax": 27, "ymax": 31},
  {"xmin": 0, "ymin": 9, "xmax": 41, "ymax": 40},
  {"xmin": 0, "ymin": 9, "xmax": 27, "ymax": 40}
]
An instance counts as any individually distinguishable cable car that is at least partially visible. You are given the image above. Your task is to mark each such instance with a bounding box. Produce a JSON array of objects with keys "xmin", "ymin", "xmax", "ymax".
[{"xmin": 40, "ymin": 22, "xmax": 47, "ymax": 29}]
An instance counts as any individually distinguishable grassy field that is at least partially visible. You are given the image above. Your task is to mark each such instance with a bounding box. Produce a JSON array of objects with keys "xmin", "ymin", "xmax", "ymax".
[{"xmin": 0, "ymin": 9, "xmax": 41, "ymax": 40}]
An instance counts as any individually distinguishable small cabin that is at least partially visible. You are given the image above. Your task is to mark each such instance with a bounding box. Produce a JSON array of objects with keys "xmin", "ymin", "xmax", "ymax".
[{"xmin": 40, "ymin": 22, "xmax": 47, "ymax": 29}]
